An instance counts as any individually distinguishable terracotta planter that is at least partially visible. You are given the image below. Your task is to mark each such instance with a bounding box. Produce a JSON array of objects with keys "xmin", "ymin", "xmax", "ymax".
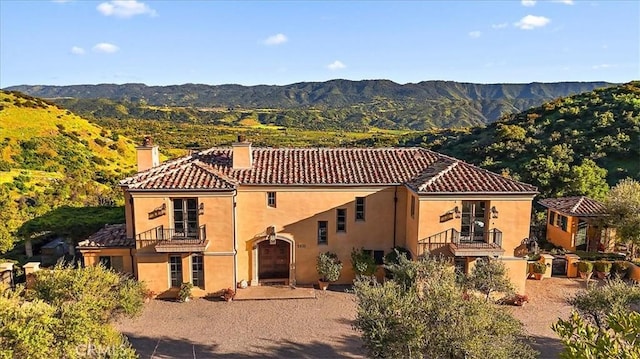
[
  {"xmin": 318, "ymin": 280, "xmax": 330, "ymax": 291},
  {"xmin": 533, "ymin": 273, "xmax": 544, "ymax": 280},
  {"xmin": 595, "ymin": 271, "xmax": 608, "ymax": 280},
  {"xmin": 579, "ymin": 271, "xmax": 593, "ymax": 281}
]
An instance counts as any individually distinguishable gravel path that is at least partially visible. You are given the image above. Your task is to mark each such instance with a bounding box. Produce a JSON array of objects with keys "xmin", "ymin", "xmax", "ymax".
[
  {"xmin": 118, "ymin": 278, "xmax": 584, "ymax": 359},
  {"xmin": 508, "ymin": 277, "xmax": 584, "ymax": 359},
  {"xmin": 116, "ymin": 288, "xmax": 365, "ymax": 358}
]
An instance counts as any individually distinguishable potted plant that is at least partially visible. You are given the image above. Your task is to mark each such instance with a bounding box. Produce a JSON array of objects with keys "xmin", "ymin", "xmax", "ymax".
[
  {"xmin": 316, "ymin": 251, "xmax": 343, "ymax": 290},
  {"xmin": 531, "ymin": 262, "xmax": 546, "ymax": 280},
  {"xmin": 577, "ymin": 261, "xmax": 594, "ymax": 281},
  {"xmin": 178, "ymin": 282, "xmax": 193, "ymax": 302},
  {"xmin": 143, "ymin": 289, "xmax": 155, "ymax": 303},
  {"xmin": 221, "ymin": 287, "xmax": 236, "ymax": 302},
  {"xmin": 594, "ymin": 260, "xmax": 612, "ymax": 279},
  {"xmin": 612, "ymin": 260, "xmax": 631, "ymax": 279},
  {"xmin": 351, "ymin": 247, "xmax": 376, "ymax": 277}
]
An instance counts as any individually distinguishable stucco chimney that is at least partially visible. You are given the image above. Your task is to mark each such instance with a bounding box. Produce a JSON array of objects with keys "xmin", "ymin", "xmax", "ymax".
[
  {"xmin": 136, "ymin": 136, "xmax": 160, "ymax": 172},
  {"xmin": 232, "ymin": 135, "xmax": 253, "ymax": 169}
]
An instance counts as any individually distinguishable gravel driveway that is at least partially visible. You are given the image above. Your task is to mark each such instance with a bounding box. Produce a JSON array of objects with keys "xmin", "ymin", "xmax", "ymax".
[{"xmin": 118, "ymin": 278, "xmax": 583, "ymax": 359}]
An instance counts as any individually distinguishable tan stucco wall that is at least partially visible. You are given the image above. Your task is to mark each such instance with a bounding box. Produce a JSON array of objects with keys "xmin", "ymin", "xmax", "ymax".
[
  {"xmin": 235, "ymin": 186, "xmax": 402, "ymax": 285},
  {"xmin": 546, "ymin": 210, "xmax": 576, "ymax": 250},
  {"xmin": 80, "ymin": 248, "xmax": 135, "ymax": 275},
  {"xmin": 500, "ymin": 257, "xmax": 528, "ymax": 295},
  {"xmin": 489, "ymin": 199, "xmax": 533, "ymax": 256}
]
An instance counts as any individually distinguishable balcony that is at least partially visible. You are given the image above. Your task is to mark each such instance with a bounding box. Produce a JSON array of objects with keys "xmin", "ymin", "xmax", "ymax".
[
  {"xmin": 418, "ymin": 228, "xmax": 504, "ymax": 257},
  {"xmin": 136, "ymin": 225, "xmax": 208, "ymax": 253}
]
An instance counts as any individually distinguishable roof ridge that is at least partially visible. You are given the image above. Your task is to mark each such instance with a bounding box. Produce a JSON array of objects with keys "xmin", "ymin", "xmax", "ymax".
[
  {"xmin": 191, "ymin": 160, "xmax": 238, "ymax": 186},
  {"xmin": 120, "ymin": 153, "xmax": 195, "ymax": 186},
  {"xmin": 418, "ymin": 160, "xmax": 458, "ymax": 191},
  {"xmin": 128, "ymin": 162, "xmax": 193, "ymax": 189},
  {"xmin": 570, "ymin": 196, "xmax": 585, "ymax": 213}
]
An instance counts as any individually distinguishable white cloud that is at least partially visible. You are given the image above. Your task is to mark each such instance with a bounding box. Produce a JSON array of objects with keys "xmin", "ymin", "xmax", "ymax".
[
  {"xmin": 263, "ymin": 33, "xmax": 288, "ymax": 46},
  {"xmin": 592, "ymin": 64, "xmax": 615, "ymax": 69},
  {"xmin": 553, "ymin": 0, "xmax": 574, "ymax": 4},
  {"xmin": 468, "ymin": 31, "xmax": 481, "ymax": 38},
  {"xmin": 92, "ymin": 42, "xmax": 120, "ymax": 53},
  {"xmin": 97, "ymin": 1, "xmax": 157, "ymax": 18},
  {"xmin": 514, "ymin": 15, "xmax": 551, "ymax": 30},
  {"xmin": 521, "ymin": 0, "xmax": 536, "ymax": 7},
  {"xmin": 327, "ymin": 60, "xmax": 346, "ymax": 70},
  {"xmin": 491, "ymin": 23, "xmax": 509, "ymax": 29},
  {"xmin": 70, "ymin": 46, "xmax": 85, "ymax": 55}
]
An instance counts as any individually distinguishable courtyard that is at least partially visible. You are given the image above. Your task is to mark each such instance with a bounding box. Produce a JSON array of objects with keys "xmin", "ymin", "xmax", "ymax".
[{"xmin": 117, "ymin": 278, "xmax": 584, "ymax": 358}]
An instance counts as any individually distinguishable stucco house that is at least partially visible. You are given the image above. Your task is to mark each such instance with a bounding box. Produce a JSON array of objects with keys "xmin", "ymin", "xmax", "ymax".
[
  {"xmin": 538, "ymin": 196, "xmax": 614, "ymax": 252},
  {"xmin": 79, "ymin": 136, "xmax": 538, "ymax": 297}
]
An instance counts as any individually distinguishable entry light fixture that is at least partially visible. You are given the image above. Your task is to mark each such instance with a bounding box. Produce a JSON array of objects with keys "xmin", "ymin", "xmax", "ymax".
[
  {"xmin": 453, "ymin": 206, "xmax": 461, "ymax": 218},
  {"xmin": 491, "ymin": 206, "xmax": 499, "ymax": 219},
  {"xmin": 199, "ymin": 203, "xmax": 205, "ymax": 215}
]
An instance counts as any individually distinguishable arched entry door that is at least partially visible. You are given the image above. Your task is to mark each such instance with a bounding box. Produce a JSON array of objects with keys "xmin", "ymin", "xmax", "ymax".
[{"xmin": 258, "ymin": 240, "xmax": 290, "ymax": 282}]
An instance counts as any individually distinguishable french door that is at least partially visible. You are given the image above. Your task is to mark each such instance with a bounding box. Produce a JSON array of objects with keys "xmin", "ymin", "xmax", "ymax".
[
  {"xmin": 460, "ymin": 201, "xmax": 487, "ymax": 242},
  {"xmin": 173, "ymin": 198, "xmax": 198, "ymax": 238}
]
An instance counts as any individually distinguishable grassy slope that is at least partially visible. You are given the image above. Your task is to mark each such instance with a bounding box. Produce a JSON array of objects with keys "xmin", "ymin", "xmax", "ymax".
[{"xmin": 0, "ymin": 91, "xmax": 137, "ymax": 190}]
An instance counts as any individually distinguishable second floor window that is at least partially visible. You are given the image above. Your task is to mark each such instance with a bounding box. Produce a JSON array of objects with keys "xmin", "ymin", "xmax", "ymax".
[
  {"xmin": 173, "ymin": 198, "xmax": 198, "ymax": 237},
  {"xmin": 267, "ymin": 192, "xmax": 276, "ymax": 208},
  {"xmin": 355, "ymin": 197, "xmax": 365, "ymax": 221},
  {"xmin": 318, "ymin": 221, "xmax": 328, "ymax": 244},
  {"xmin": 337, "ymin": 209, "xmax": 346, "ymax": 232}
]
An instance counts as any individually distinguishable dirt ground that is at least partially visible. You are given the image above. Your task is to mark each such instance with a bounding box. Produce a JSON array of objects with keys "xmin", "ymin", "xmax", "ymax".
[{"xmin": 117, "ymin": 278, "xmax": 584, "ymax": 358}]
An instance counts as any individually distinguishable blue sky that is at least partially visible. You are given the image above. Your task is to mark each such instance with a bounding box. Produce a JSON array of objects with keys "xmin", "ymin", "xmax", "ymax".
[{"xmin": 1, "ymin": 0, "xmax": 638, "ymax": 87}]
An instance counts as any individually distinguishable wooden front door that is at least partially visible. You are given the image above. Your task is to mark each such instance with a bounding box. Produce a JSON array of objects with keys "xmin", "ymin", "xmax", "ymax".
[{"xmin": 258, "ymin": 240, "xmax": 290, "ymax": 280}]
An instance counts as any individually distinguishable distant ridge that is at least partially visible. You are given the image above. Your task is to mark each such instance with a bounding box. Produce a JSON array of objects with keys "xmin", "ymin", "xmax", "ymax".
[{"xmin": 5, "ymin": 80, "xmax": 613, "ymax": 126}]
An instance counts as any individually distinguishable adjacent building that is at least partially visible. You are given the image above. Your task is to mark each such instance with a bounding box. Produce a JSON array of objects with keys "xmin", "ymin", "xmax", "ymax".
[{"xmin": 79, "ymin": 136, "xmax": 538, "ymax": 297}]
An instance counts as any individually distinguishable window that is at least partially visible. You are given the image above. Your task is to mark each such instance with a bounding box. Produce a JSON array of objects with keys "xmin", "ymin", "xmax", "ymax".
[
  {"xmin": 267, "ymin": 192, "xmax": 276, "ymax": 208},
  {"xmin": 169, "ymin": 255, "xmax": 182, "ymax": 287},
  {"xmin": 549, "ymin": 211, "xmax": 556, "ymax": 225},
  {"xmin": 98, "ymin": 256, "xmax": 124, "ymax": 272},
  {"xmin": 560, "ymin": 215, "xmax": 568, "ymax": 232},
  {"xmin": 191, "ymin": 254, "xmax": 204, "ymax": 289},
  {"xmin": 355, "ymin": 197, "xmax": 365, "ymax": 221},
  {"xmin": 173, "ymin": 198, "xmax": 198, "ymax": 237},
  {"xmin": 410, "ymin": 196, "xmax": 416, "ymax": 218},
  {"xmin": 363, "ymin": 250, "xmax": 385, "ymax": 265},
  {"xmin": 336, "ymin": 209, "xmax": 346, "ymax": 232},
  {"xmin": 318, "ymin": 221, "xmax": 328, "ymax": 245}
]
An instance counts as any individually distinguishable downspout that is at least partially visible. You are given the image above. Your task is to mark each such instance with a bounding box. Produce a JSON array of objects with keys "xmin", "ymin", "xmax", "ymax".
[
  {"xmin": 232, "ymin": 189, "xmax": 238, "ymax": 290},
  {"xmin": 129, "ymin": 194, "xmax": 137, "ymax": 278},
  {"xmin": 393, "ymin": 186, "xmax": 398, "ymax": 248}
]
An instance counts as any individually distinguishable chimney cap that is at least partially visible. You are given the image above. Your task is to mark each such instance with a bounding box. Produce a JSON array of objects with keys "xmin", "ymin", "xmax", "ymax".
[
  {"xmin": 237, "ymin": 135, "xmax": 247, "ymax": 143},
  {"xmin": 142, "ymin": 136, "xmax": 153, "ymax": 147}
]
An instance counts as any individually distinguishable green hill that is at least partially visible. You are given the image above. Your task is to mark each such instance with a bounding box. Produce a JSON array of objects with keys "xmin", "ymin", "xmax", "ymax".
[
  {"xmin": 6, "ymin": 80, "xmax": 612, "ymax": 130},
  {"xmin": 399, "ymin": 81, "xmax": 640, "ymax": 199},
  {"xmin": 0, "ymin": 90, "xmax": 138, "ymax": 255}
]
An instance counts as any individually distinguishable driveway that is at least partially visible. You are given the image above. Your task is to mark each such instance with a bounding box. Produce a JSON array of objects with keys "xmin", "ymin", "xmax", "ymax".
[
  {"xmin": 116, "ymin": 288, "xmax": 365, "ymax": 358},
  {"xmin": 118, "ymin": 278, "xmax": 583, "ymax": 359}
]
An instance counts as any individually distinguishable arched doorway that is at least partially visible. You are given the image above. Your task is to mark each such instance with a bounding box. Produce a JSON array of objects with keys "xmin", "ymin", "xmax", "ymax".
[
  {"xmin": 258, "ymin": 240, "xmax": 290, "ymax": 282},
  {"xmin": 251, "ymin": 236, "xmax": 296, "ymax": 286}
]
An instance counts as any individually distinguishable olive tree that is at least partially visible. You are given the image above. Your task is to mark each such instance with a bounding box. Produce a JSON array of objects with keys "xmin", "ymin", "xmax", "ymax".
[
  {"xmin": 604, "ymin": 178, "xmax": 640, "ymax": 247},
  {"xmin": 466, "ymin": 258, "xmax": 514, "ymax": 302},
  {"xmin": 353, "ymin": 256, "xmax": 536, "ymax": 359}
]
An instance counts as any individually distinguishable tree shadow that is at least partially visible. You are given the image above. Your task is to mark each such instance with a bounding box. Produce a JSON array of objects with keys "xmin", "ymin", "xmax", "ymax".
[
  {"xmin": 527, "ymin": 334, "xmax": 563, "ymax": 359},
  {"xmin": 124, "ymin": 334, "xmax": 365, "ymax": 358}
]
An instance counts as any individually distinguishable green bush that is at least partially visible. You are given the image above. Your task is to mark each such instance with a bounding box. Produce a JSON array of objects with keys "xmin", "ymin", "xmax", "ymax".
[
  {"xmin": 316, "ymin": 252, "xmax": 343, "ymax": 282},
  {"xmin": 594, "ymin": 260, "xmax": 612, "ymax": 274},
  {"xmin": 351, "ymin": 247, "xmax": 376, "ymax": 276},
  {"xmin": 383, "ymin": 247, "xmax": 412, "ymax": 279},
  {"xmin": 577, "ymin": 261, "xmax": 594, "ymax": 273},
  {"xmin": 532, "ymin": 261, "xmax": 547, "ymax": 274},
  {"xmin": 178, "ymin": 282, "xmax": 193, "ymax": 302}
]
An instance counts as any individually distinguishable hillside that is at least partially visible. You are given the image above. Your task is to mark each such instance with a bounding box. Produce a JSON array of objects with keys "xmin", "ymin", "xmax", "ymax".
[
  {"xmin": 397, "ymin": 81, "xmax": 640, "ymax": 199},
  {"xmin": 0, "ymin": 90, "xmax": 137, "ymax": 254},
  {"xmin": 6, "ymin": 80, "xmax": 612, "ymax": 129}
]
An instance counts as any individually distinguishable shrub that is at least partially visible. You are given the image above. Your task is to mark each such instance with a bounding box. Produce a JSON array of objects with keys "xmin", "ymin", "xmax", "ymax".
[
  {"xmin": 594, "ymin": 260, "xmax": 612, "ymax": 274},
  {"xmin": 351, "ymin": 247, "xmax": 376, "ymax": 276},
  {"xmin": 94, "ymin": 138, "xmax": 107, "ymax": 147},
  {"xmin": 316, "ymin": 252, "xmax": 343, "ymax": 282},
  {"xmin": 178, "ymin": 282, "xmax": 193, "ymax": 302},
  {"xmin": 466, "ymin": 258, "xmax": 514, "ymax": 302},
  {"xmin": 577, "ymin": 261, "xmax": 593, "ymax": 273},
  {"xmin": 532, "ymin": 261, "xmax": 547, "ymax": 274},
  {"xmin": 612, "ymin": 261, "xmax": 631, "ymax": 278},
  {"xmin": 383, "ymin": 247, "xmax": 412, "ymax": 279}
]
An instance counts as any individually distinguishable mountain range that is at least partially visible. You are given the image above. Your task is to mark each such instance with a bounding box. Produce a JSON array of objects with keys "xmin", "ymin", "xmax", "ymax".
[{"xmin": 5, "ymin": 80, "xmax": 613, "ymax": 128}]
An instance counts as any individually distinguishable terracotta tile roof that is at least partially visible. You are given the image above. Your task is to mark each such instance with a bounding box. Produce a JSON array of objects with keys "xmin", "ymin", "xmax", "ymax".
[
  {"xmin": 538, "ymin": 196, "xmax": 606, "ymax": 217},
  {"xmin": 77, "ymin": 224, "xmax": 134, "ymax": 249},
  {"xmin": 121, "ymin": 147, "xmax": 538, "ymax": 194}
]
